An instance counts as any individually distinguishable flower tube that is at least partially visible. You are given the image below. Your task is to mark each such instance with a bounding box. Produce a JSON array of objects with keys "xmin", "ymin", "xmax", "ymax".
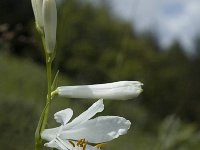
[{"xmin": 54, "ymin": 81, "xmax": 143, "ymax": 100}]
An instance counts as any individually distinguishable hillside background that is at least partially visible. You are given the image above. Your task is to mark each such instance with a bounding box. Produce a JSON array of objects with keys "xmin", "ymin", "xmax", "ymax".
[{"xmin": 0, "ymin": 0, "xmax": 200, "ymax": 149}]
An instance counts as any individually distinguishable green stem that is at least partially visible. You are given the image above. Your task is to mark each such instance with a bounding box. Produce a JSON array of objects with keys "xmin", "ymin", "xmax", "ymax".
[
  {"xmin": 35, "ymin": 102, "xmax": 50, "ymax": 150},
  {"xmin": 35, "ymin": 33, "xmax": 53, "ymax": 150},
  {"xmin": 35, "ymin": 55, "xmax": 52, "ymax": 150},
  {"xmin": 41, "ymin": 55, "xmax": 52, "ymax": 131},
  {"xmin": 35, "ymin": 30, "xmax": 55, "ymax": 150}
]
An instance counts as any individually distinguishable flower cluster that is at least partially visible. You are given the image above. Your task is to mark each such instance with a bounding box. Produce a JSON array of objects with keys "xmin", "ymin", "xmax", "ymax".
[{"xmin": 31, "ymin": 1, "xmax": 143, "ymax": 150}]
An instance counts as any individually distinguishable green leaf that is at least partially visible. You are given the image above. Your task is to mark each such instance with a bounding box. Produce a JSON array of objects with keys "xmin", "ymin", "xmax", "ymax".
[{"xmin": 51, "ymin": 70, "xmax": 59, "ymax": 91}]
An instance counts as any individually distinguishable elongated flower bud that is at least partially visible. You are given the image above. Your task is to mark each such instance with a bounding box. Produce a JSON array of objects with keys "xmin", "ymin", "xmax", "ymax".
[
  {"xmin": 43, "ymin": 0, "xmax": 57, "ymax": 53},
  {"xmin": 55, "ymin": 81, "xmax": 143, "ymax": 100},
  {"xmin": 31, "ymin": 0, "xmax": 43, "ymax": 29}
]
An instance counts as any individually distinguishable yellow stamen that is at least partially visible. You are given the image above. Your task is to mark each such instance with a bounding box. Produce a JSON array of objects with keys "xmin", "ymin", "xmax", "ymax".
[
  {"xmin": 77, "ymin": 139, "xmax": 84, "ymax": 146},
  {"xmin": 68, "ymin": 140, "xmax": 75, "ymax": 147},
  {"xmin": 95, "ymin": 143, "xmax": 106, "ymax": 149},
  {"xmin": 83, "ymin": 143, "xmax": 86, "ymax": 150},
  {"xmin": 77, "ymin": 139, "xmax": 87, "ymax": 150}
]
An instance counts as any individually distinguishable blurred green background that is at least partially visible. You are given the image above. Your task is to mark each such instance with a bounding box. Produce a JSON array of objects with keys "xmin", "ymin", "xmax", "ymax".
[{"xmin": 0, "ymin": 0, "xmax": 200, "ymax": 149}]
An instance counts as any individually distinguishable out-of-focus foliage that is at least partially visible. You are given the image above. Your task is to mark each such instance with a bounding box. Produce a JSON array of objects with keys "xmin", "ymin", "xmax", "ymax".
[
  {"xmin": 106, "ymin": 116, "xmax": 200, "ymax": 150},
  {"xmin": 0, "ymin": 0, "xmax": 200, "ymax": 149},
  {"xmin": 0, "ymin": 52, "xmax": 46, "ymax": 104},
  {"xmin": 157, "ymin": 116, "xmax": 200, "ymax": 150},
  {"xmin": 0, "ymin": 100, "xmax": 38, "ymax": 150},
  {"xmin": 0, "ymin": 0, "xmax": 32, "ymax": 24}
]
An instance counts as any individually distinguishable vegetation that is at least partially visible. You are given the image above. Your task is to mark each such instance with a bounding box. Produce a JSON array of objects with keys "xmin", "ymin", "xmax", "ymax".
[{"xmin": 0, "ymin": 0, "xmax": 200, "ymax": 149}]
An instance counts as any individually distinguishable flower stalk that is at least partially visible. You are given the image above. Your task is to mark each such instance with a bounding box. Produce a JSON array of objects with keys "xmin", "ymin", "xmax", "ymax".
[
  {"xmin": 32, "ymin": 0, "xmax": 57, "ymax": 149},
  {"xmin": 35, "ymin": 101, "xmax": 50, "ymax": 150},
  {"xmin": 35, "ymin": 47, "xmax": 53, "ymax": 150},
  {"xmin": 42, "ymin": 55, "xmax": 53, "ymax": 131}
]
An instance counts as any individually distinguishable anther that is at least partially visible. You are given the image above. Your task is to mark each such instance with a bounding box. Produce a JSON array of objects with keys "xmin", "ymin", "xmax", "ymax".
[
  {"xmin": 77, "ymin": 139, "xmax": 83, "ymax": 146},
  {"xmin": 94, "ymin": 143, "xmax": 106, "ymax": 149},
  {"xmin": 77, "ymin": 138, "xmax": 87, "ymax": 150},
  {"xmin": 68, "ymin": 140, "xmax": 75, "ymax": 147},
  {"xmin": 83, "ymin": 143, "xmax": 86, "ymax": 150}
]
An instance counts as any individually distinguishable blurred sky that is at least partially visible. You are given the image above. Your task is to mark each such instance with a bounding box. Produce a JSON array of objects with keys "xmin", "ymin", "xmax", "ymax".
[{"xmin": 86, "ymin": 0, "xmax": 200, "ymax": 53}]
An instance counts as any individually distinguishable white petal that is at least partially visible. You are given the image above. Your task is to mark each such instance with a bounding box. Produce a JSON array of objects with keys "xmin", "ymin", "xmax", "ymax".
[
  {"xmin": 44, "ymin": 137, "xmax": 74, "ymax": 150},
  {"xmin": 41, "ymin": 99, "xmax": 104, "ymax": 141},
  {"xmin": 65, "ymin": 141, "xmax": 99, "ymax": 150},
  {"xmin": 57, "ymin": 81, "xmax": 143, "ymax": 100},
  {"xmin": 44, "ymin": 140, "xmax": 60, "ymax": 149},
  {"xmin": 44, "ymin": 139, "xmax": 100, "ymax": 150},
  {"xmin": 85, "ymin": 145, "xmax": 100, "ymax": 150},
  {"xmin": 64, "ymin": 99, "xmax": 104, "ymax": 129},
  {"xmin": 43, "ymin": 0, "xmax": 57, "ymax": 53},
  {"xmin": 41, "ymin": 127, "xmax": 60, "ymax": 141},
  {"xmin": 60, "ymin": 116, "xmax": 131, "ymax": 143},
  {"xmin": 54, "ymin": 108, "xmax": 73, "ymax": 125},
  {"xmin": 31, "ymin": 0, "xmax": 37, "ymax": 20},
  {"xmin": 31, "ymin": 0, "xmax": 44, "ymax": 28},
  {"xmin": 55, "ymin": 137, "xmax": 73, "ymax": 150}
]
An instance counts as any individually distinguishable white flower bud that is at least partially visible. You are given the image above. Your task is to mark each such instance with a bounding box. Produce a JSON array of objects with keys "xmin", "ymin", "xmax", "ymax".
[
  {"xmin": 56, "ymin": 81, "xmax": 143, "ymax": 100},
  {"xmin": 31, "ymin": 0, "xmax": 44, "ymax": 29},
  {"xmin": 43, "ymin": 0, "xmax": 57, "ymax": 53}
]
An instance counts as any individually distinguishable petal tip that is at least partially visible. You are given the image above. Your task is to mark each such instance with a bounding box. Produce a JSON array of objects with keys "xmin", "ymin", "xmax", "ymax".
[{"xmin": 96, "ymin": 98, "xmax": 104, "ymax": 112}]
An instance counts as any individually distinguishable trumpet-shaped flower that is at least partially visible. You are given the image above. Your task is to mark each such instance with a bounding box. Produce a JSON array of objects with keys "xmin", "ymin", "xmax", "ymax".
[
  {"xmin": 41, "ymin": 99, "xmax": 131, "ymax": 150},
  {"xmin": 54, "ymin": 81, "xmax": 143, "ymax": 100},
  {"xmin": 43, "ymin": 0, "xmax": 57, "ymax": 53}
]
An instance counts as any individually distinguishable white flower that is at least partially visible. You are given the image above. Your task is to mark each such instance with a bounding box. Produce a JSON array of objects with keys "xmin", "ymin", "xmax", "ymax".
[
  {"xmin": 31, "ymin": 0, "xmax": 44, "ymax": 29},
  {"xmin": 43, "ymin": 0, "xmax": 57, "ymax": 53},
  {"xmin": 54, "ymin": 81, "xmax": 143, "ymax": 100},
  {"xmin": 41, "ymin": 99, "xmax": 131, "ymax": 150}
]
